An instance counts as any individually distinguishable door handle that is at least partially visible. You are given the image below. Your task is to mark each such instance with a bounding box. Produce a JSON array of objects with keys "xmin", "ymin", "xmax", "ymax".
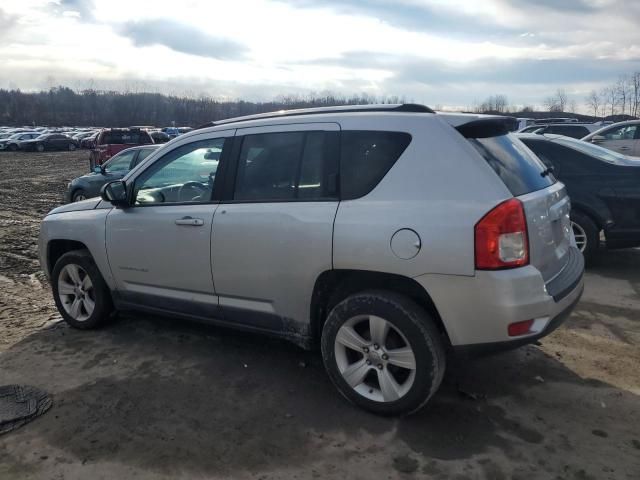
[
  {"xmin": 175, "ymin": 216, "xmax": 204, "ymax": 226},
  {"xmin": 619, "ymin": 146, "xmax": 630, "ymax": 150}
]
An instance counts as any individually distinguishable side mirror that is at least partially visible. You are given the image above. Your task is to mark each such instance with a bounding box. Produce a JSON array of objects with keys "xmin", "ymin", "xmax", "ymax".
[
  {"xmin": 100, "ymin": 180, "xmax": 129, "ymax": 208},
  {"xmin": 591, "ymin": 135, "xmax": 605, "ymax": 143},
  {"xmin": 93, "ymin": 166, "xmax": 103, "ymax": 174}
]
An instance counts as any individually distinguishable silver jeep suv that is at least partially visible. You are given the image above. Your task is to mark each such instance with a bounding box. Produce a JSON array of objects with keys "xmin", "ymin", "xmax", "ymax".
[{"xmin": 39, "ymin": 104, "xmax": 584, "ymax": 415}]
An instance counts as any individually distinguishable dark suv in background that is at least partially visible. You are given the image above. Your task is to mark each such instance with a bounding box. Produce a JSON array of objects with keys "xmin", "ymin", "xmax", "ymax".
[{"xmin": 89, "ymin": 128, "xmax": 154, "ymax": 169}]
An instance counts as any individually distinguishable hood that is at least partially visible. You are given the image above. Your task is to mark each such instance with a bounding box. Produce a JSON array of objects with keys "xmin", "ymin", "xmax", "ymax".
[
  {"xmin": 47, "ymin": 197, "xmax": 103, "ymax": 215},
  {"xmin": 74, "ymin": 172, "xmax": 102, "ymax": 182}
]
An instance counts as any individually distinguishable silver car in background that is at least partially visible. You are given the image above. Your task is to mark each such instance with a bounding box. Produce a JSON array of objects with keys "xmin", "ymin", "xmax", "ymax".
[{"xmin": 38, "ymin": 104, "xmax": 584, "ymax": 415}]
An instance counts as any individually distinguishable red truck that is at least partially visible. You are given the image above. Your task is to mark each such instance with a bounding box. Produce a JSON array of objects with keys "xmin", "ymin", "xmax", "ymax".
[{"xmin": 89, "ymin": 128, "xmax": 154, "ymax": 169}]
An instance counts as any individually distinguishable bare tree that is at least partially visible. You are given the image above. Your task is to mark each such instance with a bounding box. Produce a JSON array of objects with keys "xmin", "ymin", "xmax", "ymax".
[
  {"xmin": 556, "ymin": 88, "xmax": 568, "ymax": 112},
  {"xmin": 616, "ymin": 75, "xmax": 631, "ymax": 116},
  {"xmin": 631, "ymin": 71, "xmax": 640, "ymax": 117},
  {"xmin": 601, "ymin": 86, "xmax": 618, "ymax": 117},
  {"xmin": 585, "ymin": 90, "xmax": 601, "ymax": 118}
]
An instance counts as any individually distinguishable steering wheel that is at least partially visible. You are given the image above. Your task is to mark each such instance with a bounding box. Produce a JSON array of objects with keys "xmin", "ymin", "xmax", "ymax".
[{"xmin": 178, "ymin": 181, "xmax": 208, "ymax": 202}]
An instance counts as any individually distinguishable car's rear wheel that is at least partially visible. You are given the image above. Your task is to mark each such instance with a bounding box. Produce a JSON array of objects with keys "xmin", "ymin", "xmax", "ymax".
[
  {"xmin": 68, "ymin": 143, "xmax": 76, "ymax": 151},
  {"xmin": 321, "ymin": 290, "xmax": 446, "ymax": 416},
  {"xmin": 51, "ymin": 250, "xmax": 113, "ymax": 329},
  {"xmin": 72, "ymin": 189, "xmax": 87, "ymax": 202},
  {"xmin": 36, "ymin": 143, "xmax": 45, "ymax": 152},
  {"xmin": 571, "ymin": 211, "xmax": 599, "ymax": 263}
]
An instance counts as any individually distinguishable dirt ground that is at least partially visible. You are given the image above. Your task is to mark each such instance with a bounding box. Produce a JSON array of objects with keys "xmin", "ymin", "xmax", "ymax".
[{"xmin": 0, "ymin": 150, "xmax": 638, "ymax": 480}]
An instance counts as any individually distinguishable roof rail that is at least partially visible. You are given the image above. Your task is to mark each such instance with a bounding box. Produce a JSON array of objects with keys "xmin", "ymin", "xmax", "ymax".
[{"xmin": 196, "ymin": 103, "xmax": 435, "ymax": 129}]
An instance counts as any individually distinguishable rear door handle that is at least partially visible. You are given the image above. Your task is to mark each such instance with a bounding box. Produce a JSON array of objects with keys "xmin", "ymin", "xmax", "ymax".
[
  {"xmin": 619, "ymin": 146, "xmax": 630, "ymax": 150},
  {"xmin": 175, "ymin": 216, "xmax": 204, "ymax": 226}
]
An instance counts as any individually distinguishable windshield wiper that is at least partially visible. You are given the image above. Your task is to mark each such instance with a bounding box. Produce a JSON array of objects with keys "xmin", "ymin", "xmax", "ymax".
[{"xmin": 540, "ymin": 166, "xmax": 554, "ymax": 178}]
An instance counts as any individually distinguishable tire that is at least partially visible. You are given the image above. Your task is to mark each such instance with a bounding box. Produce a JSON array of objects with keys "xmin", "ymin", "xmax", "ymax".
[
  {"xmin": 321, "ymin": 290, "xmax": 446, "ymax": 416},
  {"xmin": 68, "ymin": 143, "xmax": 76, "ymax": 151},
  {"xmin": 8, "ymin": 144, "xmax": 18, "ymax": 152},
  {"xmin": 72, "ymin": 189, "xmax": 87, "ymax": 202},
  {"xmin": 36, "ymin": 143, "xmax": 45, "ymax": 152},
  {"xmin": 51, "ymin": 250, "xmax": 113, "ymax": 329},
  {"xmin": 571, "ymin": 211, "xmax": 599, "ymax": 263}
]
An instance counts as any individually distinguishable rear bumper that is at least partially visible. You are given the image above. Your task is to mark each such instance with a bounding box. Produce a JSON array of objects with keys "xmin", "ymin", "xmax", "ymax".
[{"xmin": 414, "ymin": 247, "xmax": 584, "ymax": 350}]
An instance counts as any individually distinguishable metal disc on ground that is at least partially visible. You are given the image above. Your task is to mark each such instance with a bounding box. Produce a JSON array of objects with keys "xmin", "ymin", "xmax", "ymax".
[{"xmin": 0, "ymin": 385, "xmax": 52, "ymax": 435}]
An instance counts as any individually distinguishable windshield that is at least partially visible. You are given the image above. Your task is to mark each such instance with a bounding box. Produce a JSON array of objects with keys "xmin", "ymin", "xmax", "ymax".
[{"xmin": 552, "ymin": 137, "xmax": 630, "ymax": 164}]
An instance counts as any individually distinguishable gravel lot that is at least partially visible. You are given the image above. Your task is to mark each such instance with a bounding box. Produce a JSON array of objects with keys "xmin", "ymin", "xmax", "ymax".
[{"xmin": 0, "ymin": 150, "xmax": 638, "ymax": 480}]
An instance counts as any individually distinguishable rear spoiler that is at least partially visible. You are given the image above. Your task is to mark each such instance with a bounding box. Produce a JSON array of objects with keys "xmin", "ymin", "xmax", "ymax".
[{"xmin": 456, "ymin": 117, "xmax": 518, "ymax": 139}]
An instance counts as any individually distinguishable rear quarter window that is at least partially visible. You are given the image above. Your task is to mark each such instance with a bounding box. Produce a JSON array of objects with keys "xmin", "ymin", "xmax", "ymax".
[
  {"xmin": 468, "ymin": 134, "xmax": 554, "ymax": 197},
  {"xmin": 340, "ymin": 131, "xmax": 411, "ymax": 200}
]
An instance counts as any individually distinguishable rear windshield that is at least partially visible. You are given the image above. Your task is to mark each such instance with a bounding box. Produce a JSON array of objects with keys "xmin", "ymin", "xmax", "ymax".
[
  {"xmin": 100, "ymin": 130, "xmax": 151, "ymax": 145},
  {"xmin": 468, "ymin": 134, "xmax": 554, "ymax": 196}
]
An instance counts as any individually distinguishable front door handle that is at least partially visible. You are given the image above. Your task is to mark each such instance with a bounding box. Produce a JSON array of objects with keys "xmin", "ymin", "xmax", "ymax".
[
  {"xmin": 619, "ymin": 146, "xmax": 630, "ymax": 151},
  {"xmin": 175, "ymin": 216, "xmax": 204, "ymax": 226}
]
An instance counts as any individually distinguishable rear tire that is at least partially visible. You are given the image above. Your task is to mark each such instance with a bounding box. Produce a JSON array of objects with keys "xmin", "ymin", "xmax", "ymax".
[
  {"xmin": 68, "ymin": 143, "xmax": 76, "ymax": 151},
  {"xmin": 51, "ymin": 250, "xmax": 113, "ymax": 329},
  {"xmin": 571, "ymin": 211, "xmax": 599, "ymax": 263},
  {"xmin": 321, "ymin": 290, "xmax": 446, "ymax": 416}
]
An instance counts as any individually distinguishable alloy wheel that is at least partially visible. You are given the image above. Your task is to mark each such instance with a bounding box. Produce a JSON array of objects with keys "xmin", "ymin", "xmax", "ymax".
[
  {"xmin": 334, "ymin": 315, "xmax": 416, "ymax": 402},
  {"xmin": 572, "ymin": 221, "xmax": 587, "ymax": 252},
  {"xmin": 57, "ymin": 264, "xmax": 95, "ymax": 321}
]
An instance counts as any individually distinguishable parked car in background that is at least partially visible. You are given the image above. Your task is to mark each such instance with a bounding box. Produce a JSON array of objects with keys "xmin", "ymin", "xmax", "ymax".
[
  {"xmin": 39, "ymin": 104, "xmax": 583, "ymax": 416},
  {"xmin": 582, "ymin": 120, "xmax": 640, "ymax": 157},
  {"xmin": 19, "ymin": 133, "xmax": 78, "ymax": 152},
  {"xmin": 89, "ymin": 128, "xmax": 154, "ymax": 169},
  {"xmin": 81, "ymin": 132, "xmax": 99, "ymax": 149},
  {"xmin": 0, "ymin": 132, "xmax": 41, "ymax": 151},
  {"xmin": 150, "ymin": 131, "xmax": 170, "ymax": 143},
  {"xmin": 515, "ymin": 118, "xmax": 535, "ymax": 131},
  {"xmin": 162, "ymin": 127, "xmax": 180, "ymax": 138},
  {"xmin": 523, "ymin": 123, "xmax": 601, "ymax": 139},
  {"xmin": 67, "ymin": 145, "xmax": 161, "ymax": 202},
  {"xmin": 517, "ymin": 133, "xmax": 640, "ymax": 261},
  {"xmin": 534, "ymin": 117, "xmax": 579, "ymax": 124}
]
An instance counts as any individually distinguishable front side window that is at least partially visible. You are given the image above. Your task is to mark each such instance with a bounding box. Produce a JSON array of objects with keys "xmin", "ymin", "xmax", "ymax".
[
  {"xmin": 602, "ymin": 124, "xmax": 638, "ymax": 140},
  {"xmin": 234, "ymin": 131, "xmax": 331, "ymax": 201},
  {"xmin": 134, "ymin": 138, "xmax": 224, "ymax": 205},
  {"xmin": 104, "ymin": 150, "xmax": 136, "ymax": 173}
]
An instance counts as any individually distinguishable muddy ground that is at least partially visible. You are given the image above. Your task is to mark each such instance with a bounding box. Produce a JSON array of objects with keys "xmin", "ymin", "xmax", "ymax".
[{"xmin": 0, "ymin": 150, "xmax": 638, "ymax": 480}]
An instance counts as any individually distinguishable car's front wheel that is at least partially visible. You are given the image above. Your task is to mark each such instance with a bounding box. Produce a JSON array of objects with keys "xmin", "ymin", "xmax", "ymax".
[
  {"xmin": 321, "ymin": 290, "xmax": 446, "ymax": 416},
  {"xmin": 51, "ymin": 250, "xmax": 113, "ymax": 329},
  {"xmin": 36, "ymin": 143, "xmax": 45, "ymax": 152},
  {"xmin": 68, "ymin": 143, "xmax": 76, "ymax": 151},
  {"xmin": 8, "ymin": 144, "xmax": 18, "ymax": 152},
  {"xmin": 72, "ymin": 189, "xmax": 87, "ymax": 202}
]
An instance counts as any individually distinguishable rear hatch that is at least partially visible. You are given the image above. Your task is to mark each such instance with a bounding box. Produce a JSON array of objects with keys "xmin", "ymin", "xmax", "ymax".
[{"xmin": 459, "ymin": 118, "xmax": 573, "ymax": 283}]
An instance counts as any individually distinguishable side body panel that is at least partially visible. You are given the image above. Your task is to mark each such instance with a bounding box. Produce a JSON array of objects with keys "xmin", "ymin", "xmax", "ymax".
[{"xmin": 332, "ymin": 115, "xmax": 512, "ymax": 278}]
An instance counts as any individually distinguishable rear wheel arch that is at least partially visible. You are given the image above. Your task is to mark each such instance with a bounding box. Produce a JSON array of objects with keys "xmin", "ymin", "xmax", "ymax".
[{"xmin": 310, "ymin": 269, "xmax": 451, "ymax": 348}]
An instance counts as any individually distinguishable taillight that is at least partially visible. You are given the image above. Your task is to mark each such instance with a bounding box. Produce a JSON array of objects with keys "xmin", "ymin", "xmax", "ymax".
[{"xmin": 475, "ymin": 198, "xmax": 529, "ymax": 270}]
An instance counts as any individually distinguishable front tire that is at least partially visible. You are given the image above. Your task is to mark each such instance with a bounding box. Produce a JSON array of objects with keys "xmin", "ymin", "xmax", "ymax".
[
  {"xmin": 51, "ymin": 250, "xmax": 113, "ymax": 329},
  {"xmin": 8, "ymin": 144, "xmax": 18, "ymax": 152},
  {"xmin": 321, "ymin": 290, "xmax": 446, "ymax": 416},
  {"xmin": 68, "ymin": 143, "xmax": 76, "ymax": 151},
  {"xmin": 36, "ymin": 143, "xmax": 45, "ymax": 152},
  {"xmin": 72, "ymin": 189, "xmax": 87, "ymax": 202},
  {"xmin": 571, "ymin": 211, "xmax": 599, "ymax": 263}
]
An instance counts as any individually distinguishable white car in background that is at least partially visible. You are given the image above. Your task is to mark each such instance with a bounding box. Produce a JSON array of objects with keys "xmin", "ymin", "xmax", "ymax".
[{"xmin": 582, "ymin": 120, "xmax": 640, "ymax": 157}]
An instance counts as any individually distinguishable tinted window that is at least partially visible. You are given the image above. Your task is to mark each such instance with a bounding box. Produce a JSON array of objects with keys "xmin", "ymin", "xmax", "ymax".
[
  {"xmin": 522, "ymin": 139, "xmax": 609, "ymax": 175},
  {"xmin": 468, "ymin": 134, "xmax": 554, "ymax": 196},
  {"xmin": 547, "ymin": 125, "xmax": 589, "ymax": 139},
  {"xmin": 134, "ymin": 138, "xmax": 224, "ymax": 205},
  {"xmin": 101, "ymin": 131, "xmax": 152, "ymax": 145},
  {"xmin": 234, "ymin": 131, "xmax": 332, "ymax": 201},
  {"xmin": 134, "ymin": 148, "xmax": 155, "ymax": 165},
  {"xmin": 340, "ymin": 131, "xmax": 411, "ymax": 200}
]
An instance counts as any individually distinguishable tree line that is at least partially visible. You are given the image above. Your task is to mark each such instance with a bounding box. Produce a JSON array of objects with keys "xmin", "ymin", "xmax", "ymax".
[{"xmin": 0, "ymin": 87, "xmax": 406, "ymax": 127}]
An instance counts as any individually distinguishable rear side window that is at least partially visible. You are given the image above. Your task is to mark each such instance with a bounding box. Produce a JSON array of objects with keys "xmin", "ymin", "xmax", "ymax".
[
  {"xmin": 100, "ymin": 131, "xmax": 152, "ymax": 145},
  {"xmin": 468, "ymin": 134, "xmax": 554, "ymax": 196},
  {"xmin": 340, "ymin": 131, "xmax": 411, "ymax": 200},
  {"xmin": 547, "ymin": 125, "xmax": 589, "ymax": 139},
  {"xmin": 234, "ymin": 131, "xmax": 333, "ymax": 201}
]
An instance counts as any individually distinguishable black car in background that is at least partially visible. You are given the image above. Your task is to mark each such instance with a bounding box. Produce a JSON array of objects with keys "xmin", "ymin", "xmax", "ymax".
[
  {"xmin": 19, "ymin": 133, "xmax": 78, "ymax": 152},
  {"xmin": 517, "ymin": 133, "xmax": 640, "ymax": 261},
  {"xmin": 66, "ymin": 145, "xmax": 160, "ymax": 202}
]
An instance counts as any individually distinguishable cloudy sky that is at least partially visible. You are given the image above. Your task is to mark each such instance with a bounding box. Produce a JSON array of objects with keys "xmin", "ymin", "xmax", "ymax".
[{"xmin": 1, "ymin": 0, "xmax": 639, "ymax": 110}]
